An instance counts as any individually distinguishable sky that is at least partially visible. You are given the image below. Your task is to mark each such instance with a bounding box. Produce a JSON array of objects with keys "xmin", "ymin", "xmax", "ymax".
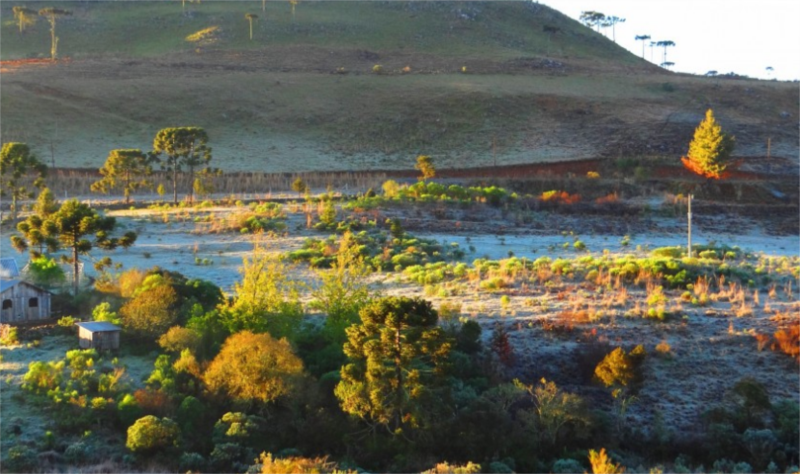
[{"xmin": 540, "ymin": 0, "xmax": 800, "ymax": 81}]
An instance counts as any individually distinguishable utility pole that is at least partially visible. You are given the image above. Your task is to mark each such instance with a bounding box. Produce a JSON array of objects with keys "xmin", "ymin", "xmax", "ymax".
[
  {"xmin": 492, "ymin": 134, "xmax": 497, "ymax": 168},
  {"xmin": 687, "ymin": 194, "xmax": 693, "ymax": 258},
  {"xmin": 766, "ymin": 137, "xmax": 771, "ymax": 159}
]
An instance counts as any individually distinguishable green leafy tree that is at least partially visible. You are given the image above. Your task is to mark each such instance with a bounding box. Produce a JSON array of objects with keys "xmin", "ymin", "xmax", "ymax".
[
  {"xmin": 38, "ymin": 8, "xmax": 72, "ymax": 61},
  {"xmin": 12, "ymin": 6, "xmax": 38, "ymax": 34},
  {"xmin": 335, "ymin": 296, "xmax": 452, "ymax": 434},
  {"xmin": 13, "ymin": 199, "xmax": 136, "ymax": 294},
  {"xmin": 681, "ymin": 109, "xmax": 736, "ymax": 180},
  {"xmin": 227, "ymin": 245, "xmax": 304, "ymax": 339},
  {"xmin": 1, "ymin": 142, "xmax": 47, "ymax": 220},
  {"xmin": 152, "ymin": 127, "xmax": 212, "ymax": 204},
  {"xmin": 245, "ymin": 13, "xmax": 258, "ymax": 40},
  {"xmin": 92, "ymin": 301, "xmax": 120, "ymax": 325},
  {"xmin": 203, "ymin": 331, "xmax": 304, "ymax": 407},
  {"xmin": 126, "ymin": 415, "xmax": 181, "ymax": 453},
  {"xmin": 27, "ymin": 256, "xmax": 65, "ymax": 289},
  {"xmin": 91, "ymin": 149, "xmax": 153, "ymax": 204},
  {"xmin": 311, "ymin": 231, "xmax": 375, "ymax": 338},
  {"xmin": 415, "ymin": 155, "xmax": 436, "ymax": 181}
]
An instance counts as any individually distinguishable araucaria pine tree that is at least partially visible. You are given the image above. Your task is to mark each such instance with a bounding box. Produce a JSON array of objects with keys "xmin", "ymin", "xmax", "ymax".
[{"xmin": 681, "ymin": 109, "xmax": 735, "ymax": 180}]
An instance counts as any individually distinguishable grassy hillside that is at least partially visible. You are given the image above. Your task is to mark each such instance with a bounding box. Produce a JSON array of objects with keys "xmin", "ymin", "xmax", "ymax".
[
  {"xmin": 1, "ymin": 1, "xmax": 796, "ymax": 172},
  {"xmin": 1, "ymin": 1, "xmax": 635, "ymax": 61}
]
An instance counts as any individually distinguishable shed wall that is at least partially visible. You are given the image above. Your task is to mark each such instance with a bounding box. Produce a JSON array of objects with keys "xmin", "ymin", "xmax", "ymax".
[{"xmin": 0, "ymin": 283, "xmax": 51, "ymax": 324}]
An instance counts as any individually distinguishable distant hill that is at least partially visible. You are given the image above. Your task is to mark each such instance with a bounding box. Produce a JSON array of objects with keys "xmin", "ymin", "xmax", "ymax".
[{"xmin": 1, "ymin": 1, "xmax": 797, "ymax": 172}]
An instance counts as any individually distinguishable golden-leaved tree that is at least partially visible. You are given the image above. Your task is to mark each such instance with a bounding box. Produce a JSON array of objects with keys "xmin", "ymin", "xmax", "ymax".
[{"xmin": 681, "ymin": 109, "xmax": 735, "ymax": 179}]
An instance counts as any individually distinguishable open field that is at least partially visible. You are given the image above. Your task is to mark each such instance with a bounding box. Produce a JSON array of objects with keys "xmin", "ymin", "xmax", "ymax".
[
  {"xmin": 1, "ymin": 184, "xmax": 798, "ymax": 471},
  {"xmin": 2, "ymin": 2, "xmax": 797, "ymax": 171}
]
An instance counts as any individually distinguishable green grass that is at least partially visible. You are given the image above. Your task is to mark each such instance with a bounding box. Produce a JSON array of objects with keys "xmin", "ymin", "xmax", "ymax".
[{"xmin": 1, "ymin": 1, "xmax": 638, "ymax": 61}]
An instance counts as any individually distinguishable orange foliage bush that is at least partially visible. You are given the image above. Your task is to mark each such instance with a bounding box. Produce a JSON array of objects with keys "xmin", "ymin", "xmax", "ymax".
[
  {"xmin": 540, "ymin": 190, "xmax": 581, "ymax": 204},
  {"xmin": 772, "ymin": 325, "xmax": 799, "ymax": 360},
  {"xmin": 595, "ymin": 193, "xmax": 619, "ymax": 204}
]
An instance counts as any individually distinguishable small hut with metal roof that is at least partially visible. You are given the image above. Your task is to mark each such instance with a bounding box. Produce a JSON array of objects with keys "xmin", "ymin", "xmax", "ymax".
[{"xmin": 76, "ymin": 321, "xmax": 121, "ymax": 351}]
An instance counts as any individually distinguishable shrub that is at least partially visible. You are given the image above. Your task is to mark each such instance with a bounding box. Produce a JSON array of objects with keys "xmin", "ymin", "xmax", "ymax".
[
  {"xmin": 179, "ymin": 452, "xmax": 206, "ymax": 472},
  {"xmin": 64, "ymin": 441, "xmax": 92, "ymax": 464},
  {"xmin": 5, "ymin": 446, "xmax": 38, "ymax": 472},
  {"xmin": 773, "ymin": 325, "xmax": 799, "ymax": 360},
  {"xmin": 422, "ymin": 461, "xmax": 482, "ymax": 474},
  {"xmin": 256, "ymin": 452, "xmax": 346, "ymax": 474},
  {"xmin": 552, "ymin": 458, "xmax": 585, "ymax": 473},
  {"xmin": 28, "ymin": 256, "xmax": 66, "ymax": 288},
  {"xmin": 1, "ymin": 325, "xmax": 19, "ymax": 345},
  {"xmin": 158, "ymin": 326, "xmax": 201, "ymax": 354},
  {"xmin": 126, "ymin": 415, "xmax": 180, "ymax": 453},
  {"xmin": 588, "ymin": 448, "xmax": 624, "ymax": 474}
]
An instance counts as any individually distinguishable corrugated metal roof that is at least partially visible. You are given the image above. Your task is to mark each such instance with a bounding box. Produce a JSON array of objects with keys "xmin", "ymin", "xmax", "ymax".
[
  {"xmin": 76, "ymin": 321, "xmax": 121, "ymax": 332},
  {"xmin": 0, "ymin": 258, "xmax": 20, "ymax": 278}
]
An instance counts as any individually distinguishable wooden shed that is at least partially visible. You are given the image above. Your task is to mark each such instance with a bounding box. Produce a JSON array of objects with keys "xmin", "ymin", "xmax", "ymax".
[
  {"xmin": 0, "ymin": 280, "xmax": 52, "ymax": 324},
  {"xmin": 76, "ymin": 321, "xmax": 121, "ymax": 351}
]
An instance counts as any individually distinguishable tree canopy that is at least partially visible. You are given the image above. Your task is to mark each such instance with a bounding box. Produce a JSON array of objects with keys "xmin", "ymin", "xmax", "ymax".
[
  {"xmin": 14, "ymin": 199, "xmax": 137, "ymax": 294},
  {"xmin": 91, "ymin": 149, "xmax": 153, "ymax": 204},
  {"xmin": 335, "ymin": 296, "xmax": 452, "ymax": 434},
  {"xmin": 203, "ymin": 331, "xmax": 304, "ymax": 407},
  {"xmin": 152, "ymin": 127, "xmax": 212, "ymax": 204},
  {"xmin": 1, "ymin": 142, "xmax": 47, "ymax": 220}
]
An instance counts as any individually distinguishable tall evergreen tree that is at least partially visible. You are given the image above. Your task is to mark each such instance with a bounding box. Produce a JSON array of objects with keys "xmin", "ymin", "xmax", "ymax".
[
  {"xmin": 335, "ymin": 297, "xmax": 452, "ymax": 434},
  {"xmin": 152, "ymin": 127, "xmax": 212, "ymax": 204},
  {"xmin": 1, "ymin": 142, "xmax": 47, "ymax": 220},
  {"xmin": 681, "ymin": 109, "xmax": 735, "ymax": 180},
  {"xmin": 91, "ymin": 149, "xmax": 153, "ymax": 204}
]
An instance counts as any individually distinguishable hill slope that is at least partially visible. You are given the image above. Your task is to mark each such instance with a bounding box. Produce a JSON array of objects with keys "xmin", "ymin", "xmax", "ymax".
[{"xmin": 1, "ymin": 1, "xmax": 797, "ymax": 172}]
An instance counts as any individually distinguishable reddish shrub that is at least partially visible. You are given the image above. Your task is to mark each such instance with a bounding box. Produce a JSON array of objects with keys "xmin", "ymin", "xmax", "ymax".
[{"xmin": 133, "ymin": 389, "xmax": 174, "ymax": 417}]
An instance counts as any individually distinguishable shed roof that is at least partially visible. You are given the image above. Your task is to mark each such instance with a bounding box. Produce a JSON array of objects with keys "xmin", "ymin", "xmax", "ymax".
[
  {"xmin": 76, "ymin": 321, "xmax": 121, "ymax": 332},
  {"xmin": 0, "ymin": 280, "xmax": 20, "ymax": 293},
  {"xmin": 0, "ymin": 279, "xmax": 50, "ymax": 294},
  {"xmin": 0, "ymin": 258, "xmax": 20, "ymax": 278}
]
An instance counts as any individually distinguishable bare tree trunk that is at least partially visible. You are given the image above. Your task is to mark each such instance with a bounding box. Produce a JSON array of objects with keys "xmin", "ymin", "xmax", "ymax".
[
  {"xmin": 172, "ymin": 163, "xmax": 179, "ymax": 205},
  {"xmin": 73, "ymin": 246, "xmax": 79, "ymax": 296},
  {"xmin": 188, "ymin": 165, "xmax": 195, "ymax": 204}
]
